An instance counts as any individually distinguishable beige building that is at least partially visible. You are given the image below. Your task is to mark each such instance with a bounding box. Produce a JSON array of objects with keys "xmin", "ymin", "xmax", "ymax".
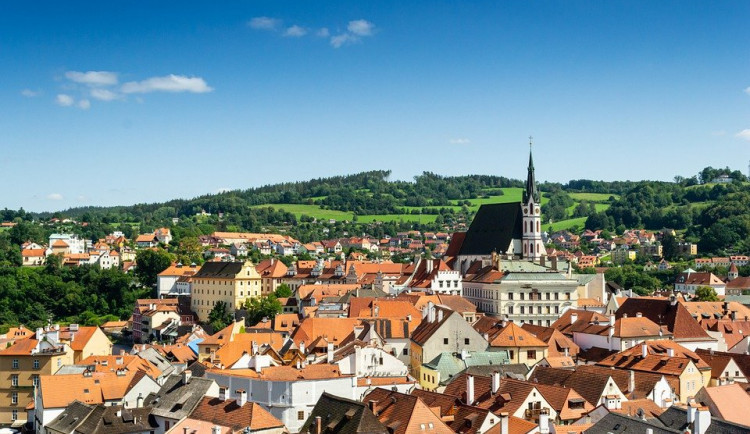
[
  {"xmin": 0, "ymin": 328, "xmax": 75, "ymax": 426},
  {"xmin": 191, "ymin": 261, "xmax": 262, "ymax": 321}
]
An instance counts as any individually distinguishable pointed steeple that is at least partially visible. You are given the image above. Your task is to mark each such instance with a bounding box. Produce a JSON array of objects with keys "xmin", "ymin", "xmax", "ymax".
[{"xmin": 523, "ymin": 137, "xmax": 540, "ymax": 204}]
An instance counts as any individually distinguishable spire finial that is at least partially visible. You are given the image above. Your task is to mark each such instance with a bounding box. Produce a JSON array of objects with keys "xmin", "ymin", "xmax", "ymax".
[{"xmin": 529, "ymin": 135, "xmax": 533, "ymax": 150}]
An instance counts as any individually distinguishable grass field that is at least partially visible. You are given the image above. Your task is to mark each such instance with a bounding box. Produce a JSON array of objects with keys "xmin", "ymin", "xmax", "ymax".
[
  {"xmin": 568, "ymin": 192, "xmax": 619, "ymax": 202},
  {"xmin": 250, "ymin": 204, "xmax": 354, "ymax": 221},
  {"xmin": 358, "ymin": 214, "xmax": 439, "ymax": 223},
  {"xmin": 544, "ymin": 217, "xmax": 587, "ymax": 232}
]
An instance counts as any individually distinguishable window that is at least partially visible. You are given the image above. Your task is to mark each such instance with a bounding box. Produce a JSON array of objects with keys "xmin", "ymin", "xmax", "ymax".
[
  {"xmin": 527, "ymin": 350, "xmax": 537, "ymax": 360},
  {"xmin": 298, "ymin": 411, "xmax": 305, "ymax": 420},
  {"xmin": 554, "ymin": 292, "xmax": 559, "ymax": 300},
  {"xmin": 165, "ymin": 421, "xmax": 170, "ymax": 430},
  {"xmin": 545, "ymin": 293, "xmax": 550, "ymax": 300},
  {"xmin": 508, "ymin": 292, "xmax": 514, "ymax": 300},
  {"xmin": 464, "ymin": 338, "xmax": 470, "ymax": 345},
  {"xmin": 11, "ymin": 375, "xmax": 18, "ymax": 387},
  {"xmin": 33, "ymin": 359, "xmax": 40, "ymax": 369},
  {"xmin": 11, "ymin": 392, "xmax": 18, "ymax": 405},
  {"xmin": 403, "ymin": 348, "xmax": 409, "ymax": 355},
  {"xmin": 520, "ymin": 293, "xmax": 525, "ymax": 300},
  {"xmin": 32, "ymin": 375, "xmax": 39, "ymax": 387},
  {"xmin": 443, "ymin": 338, "xmax": 449, "ymax": 345},
  {"xmin": 520, "ymin": 306, "xmax": 525, "ymax": 314},
  {"xmin": 12, "ymin": 359, "xmax": 18, "ymax": 369},
  {"xmin": 11, "ymin": 410, "xmax": 17, "ymax": 421},
  {"xmin": 508, "ymin": 306, "xmax": 514, "ymax": 315},
  {"xmin": 509, "ymin": 350, "xmax": 515, "ymax": 359}
]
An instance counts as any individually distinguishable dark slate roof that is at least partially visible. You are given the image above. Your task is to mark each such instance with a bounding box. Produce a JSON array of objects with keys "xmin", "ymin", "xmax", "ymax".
[
  {"xmin": 585, "ymin": 412, "xmax": 680, "ymax": 434},
  {"xmin": 410, "ymin": 306, "xmax": 455, "ymax": 346},
  {"xmin": 186, "ymin": 361, "xmax": 208, "ymax": 377},
  {"xmin": 194, "ymin": 261, "xmax": 245, "ymax": 278},
  {"xmin": 657, "ymin": 406, "xmax": 750, "ymax": 434},
  {"xmin": 458, "ymin": 363, "xmax": 529, "ymax": 379},
  {"xmin": 298, "ymin": 392, "xmax": 388, "ymax": 434},
  {"xmin": 146, "ymin": 374, "xmax": 216, "ymax": 420},
  {"xmin": 45, "ymin": 400, "xmax": 96, "ymax": 433},
  {"xmin": 457, "ymin": 203, "xmax": 523, "ymax": 256},
  {"xmin": 74, "ymin": 406, "xmax": 158, "ymax": 434}
]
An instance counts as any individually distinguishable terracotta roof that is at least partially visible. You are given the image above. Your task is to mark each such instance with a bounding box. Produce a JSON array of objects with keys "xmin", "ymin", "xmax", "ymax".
[
  {"xmin": 0, "ymin": 337, "xmax": 43, "ymax": 355},
  {"xmin": 521, "ymin": 324, "xmax": 579, "ymax": 357},
  {"xmin": 616, "ymin": 298, "xmax": 713, "ymax": 341},
  {"xmin": 410, "ymin": 389, "xmax": 461, "ymax": 418},
  {"xmin": 696, "ymin": 349, "xmax": 750, "ymax": 381},
  {"xmin": 551, "ymin": 309, "xmax": 610, "ymax": 336},
  {"xmin": 157, "ymin": 263, "xmax": 199, "ymax": 277},
  {"xmin": 255, "ymin": 258, "xmax": 289, "ymax": 278},
  {"xmin": 613, "ymin": 398, "xmax": 666, "ymax": 419},
  {"xmin": 22, "ymin": 248, "xmax": 46, "ymax": 257},
  {"xmin": 77, "ymin": 354, "xmax": 161, "ymax": 378},
  {"xmin": 682, "ymin": 301, "xmax": 750, "ymax": 321},
  {"xmin": 291, "ymin": 317, "xmax": 362, "ymax": 348},
  {"xmin": 363, "ymin": 388, "xmax": 452, "ymax": 434},
  {"xmin": 696, "ymin": 383, "xmax": 750, "ymax": 425},
  {"xmin": 693, "ymin": 349, "xmax": 746, "ymax": 379},
  {"xmin": 597, "ymin": 340, "xmax": 710, "ymax": 376},
  {"xmin": 135, "ymin": 234, "xmax": 157, "ymax": 243},
  {"xmin": 207, "ymin": 364, "xmax": 351, "ymax": 381},
  {"xmin": 410, "ymin": 306, "xmax": 454, "ymax": 346},
  {"xmin": 188, "ymin": 396, "xmax": 285, "ymax": 431},
  {"xmin": 349, "ymin": 298, "xmax": 421, "ymax": 319},
  {"xmin": 474, "ymin": 318, "xmax": 546, "ymax": 348},
  {"xmin": 52, "ymin": 239, "xmax": 69, "ymax": 247},
  {"xmin": 40, "ymin": 370, "xmax": 145, "ymax": 408}
]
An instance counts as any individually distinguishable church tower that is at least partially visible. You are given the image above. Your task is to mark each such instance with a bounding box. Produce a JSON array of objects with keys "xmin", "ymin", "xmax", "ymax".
[{"xmin": 522, "ymin": 139, "xmax": 543, "ymax": 261}]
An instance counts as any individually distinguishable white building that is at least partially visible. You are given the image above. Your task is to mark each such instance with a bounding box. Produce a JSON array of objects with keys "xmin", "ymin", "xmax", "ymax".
[
  {"xmin": 47, "ymin": 234, "xmax": 85, "ymax": 255},
  {"xmin": 205, "ymin": 364, "xmax": 357, "ymax": 433}
]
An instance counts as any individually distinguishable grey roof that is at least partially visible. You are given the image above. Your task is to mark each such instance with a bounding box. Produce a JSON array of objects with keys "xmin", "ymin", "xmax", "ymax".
[
  {"xmin": 186, "ymin": 361, "xmax": 208, "ymax": 377},
  {"xmin": 503, "ymin": 271, "xmax": 571, "ymax": 281},
  {"xmin": 194, "ymin": 261, "xmax": 245, "ymax": 278},
  {"xmin": 423, "ymin": 352, "xmax": 511, "ymax": 386},
  {"xmin": 45, "ymin": 400, "xmax": 95, "ymax": 433},
  {"xmin": 657, "ymin": 406, "xmax": 750, "ymax": 434},
  {"xmin": 585, "ymin": 412, "xmax": 679, "ymax": 434},
  {"xmin": 496, "ymin": 259, "xmax": 551, "ymax": 273},
  {"xmin": 56, "ymin": 365, "xmax": 89, "ymax": 375},
  {"xmin": 458, "ymin": 202, "xmax": 523, "ymax": 256},
  {"xmin": 458, "ymin": 363, "xmax": 529, "ymax": 379},
  {"xmin": 298, "ymin": 392, "xmax": 388, "ymax": 434},
  {"xmin": 133, "ymin": 347, "xmax": 175, "ymax": 378},
  {"xmin": 571, "ymin": 273, "xmax": 597, "ymax": 285},
  {"xmin": 146, "ymin": 374, "xmax": 216, "ymax": 420},
  {"xmin": 74, "ymin": 406, "xmax": 157, "ymax": 434},
  {"xmin": 339, "ymin": 288, "xmax": 388, "ymax": 302}
]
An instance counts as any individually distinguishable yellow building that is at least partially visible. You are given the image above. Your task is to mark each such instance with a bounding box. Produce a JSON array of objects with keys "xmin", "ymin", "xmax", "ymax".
[
  {"xmin": 0, "ymin": 328, "xmax": 75, "ymax": 426},
  {"xmin": 191, "ymin": 261, "xmax": 262, "ymax": 321}
]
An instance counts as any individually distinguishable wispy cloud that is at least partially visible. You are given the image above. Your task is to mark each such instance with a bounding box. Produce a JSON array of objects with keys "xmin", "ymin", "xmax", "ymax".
[
  {"xmin": 121, "ymin": 75, "xmax": 213, "ymax": 94},
  {"xmin": 21, "ymin": 89, "xmax": 42, "ymax": 97},
  {"xmin": 316, "ymin": 28, "xmax": 330, "ymax": 38},
  {"xmin": 55, "ymin": 94, "xmax": 74, "ymax": 106},
  {"xmin": 46, "ymin": 193, "xmax": 63, "ymax": 201},
  {"xmin": 449, "ymin": 138, "xmax": 471, "ymax": 145},
  {"xmin": 735, "ymin": 129, "xmax": 750, "ymax": 141},
  {"xmin": 78, "ymin": 99, "xmax": 91, "ymax": 110},
  {"xmin": 283, "ymin": 25, "xmax": 307, "ymax": 37},
  {"xmin": 744, "ymin": 87, "xmax": 750, "ymax": 95},
  {"xmin": 248, "ymin": 16, "xmax": 281, "ymax": 31},
  {"xmin": 90, "ymin": 88, "xmax": 120, "ymax": 101},
  {"xmin": 65, "ymin": 70, "xmax": 118, "ymax": 86},
  {"xmin": 348, "ymin": 19, "xmax": 375, "ymax": 36},
  {"xmin": 330, "ymin": 19, "xmax": 376, "ymax": 48}
]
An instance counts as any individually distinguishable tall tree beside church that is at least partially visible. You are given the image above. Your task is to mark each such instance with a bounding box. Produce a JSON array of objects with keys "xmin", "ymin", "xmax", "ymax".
[{"xmin": 135, "ymin": 248, "xmax": 174, "ymax": 287}]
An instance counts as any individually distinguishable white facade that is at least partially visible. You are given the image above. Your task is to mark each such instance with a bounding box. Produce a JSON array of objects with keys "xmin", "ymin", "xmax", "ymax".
[
  {"xmin": 47, "ymin": 234, "xmax": 86, "ymax": 255},
  {"xmin": 206, "ymin": 370, "xmax": 357, "ymax": 433},
  {"xmin": 335, "ymin": 346, "xmax": 408, "ymax": 378}
]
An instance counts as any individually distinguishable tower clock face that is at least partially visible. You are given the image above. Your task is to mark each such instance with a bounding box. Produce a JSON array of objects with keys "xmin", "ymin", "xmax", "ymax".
[
  {"xmin": 535, "ymin": 207, "xmax": 540, "ymax": 214},
  {"xmin": 523, "ymin": 207, "xmax": 528, "ymax": 215}
]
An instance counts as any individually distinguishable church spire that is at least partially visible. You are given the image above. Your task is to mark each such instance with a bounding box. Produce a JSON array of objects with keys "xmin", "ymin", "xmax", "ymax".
[{"xmin": 523, "ymin": 136, "xmax": 540, "ymax": 204}]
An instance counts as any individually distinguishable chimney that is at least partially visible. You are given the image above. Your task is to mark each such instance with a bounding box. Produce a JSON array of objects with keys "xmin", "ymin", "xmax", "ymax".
[
  {"xmin": 299, "ymin": 341, "xmax": 306, "ymax": 354},
  {"xmin": 427, "ymin": 301, "xmax": 436, "ymax": 323},
  {"xmin": 732, "ymin": 311, "xmax": 737, "ymax": 322},
  {"xmin": 368, "ymin": 400, "xmax": 378, "ymax": 416},
  {"xmin": 326, "ymin": 342, "xmax": 334, "ymax": 364},
  {"xmin": 219, "ymin": 386, "xmax": 228, "ymax": 401},
  {"xmin": 694, "ymin": 406, "xmax": 711, "ymax": 434},
  {"xmin": 570, "ymin": 312, "xmax": 578, "ymax": 325},
  {"xmin": 136, "ymin": 393, "xmax": 143, "ymax": 408},
  {"xmin": 498, "ymin": 412, "xmax": 509, "ymax": 434},
  {"xmin": 212, "ymin": 426, "xmax": 221, "ymax": 434},
  {"xmin": 641, "ymin": 343, "xmax": 648, "ymax": 358},
  {"xmin": 629, "ymin": 370, "xmax": 635, "ymax": 394},
  {"xmin": 437, "ymin": 309, "xmax": 444, "ymax": 323},
  {"xmin": 539, "ymin": 408, "xmax": 550, "ymax": 434},
  {"xmin": 315, "ymin": 416, "xmax": 322, "ymax": 434},
  {"xmin": 636, "ymin": 312, "xmax": 642, "ymax": 318},
  {"xmin": 253, "ymin": 354, "xmax": 263, "ymax": 373},
  {"xmin": 235, "ymin": 389, "xmax": 247, "ymax": 406},
  {"xmin": 551, "ymin": 256, "xmax": 558, "ymax": 271},
  {"xmin": 667, "ymin": 348, "xmax": 675, "ymax": 357},
  {"xmin": 426, "ymin": 259, "xmax": 433, "ymax": 273},
  {"xmin": 466, "ymin": 375, "xmax": 475, "ymax": 406},
  {"xmin": 182, "ymin": 369, "xmax": 192, "ymax": 384},
  {"xmin": 119, "ymin": 349, "xmax": 125, "ymax": 356},
  {"xmin": 492, "ymin": 371, "xmax": 500, "ymax": 394},
  {"xmin": 373, "ymin": 304, "xmax": 380, "ymax": 318},
  {"xmin": 610, "ymin": 314, "xmax": 616, "ymax": 326}
]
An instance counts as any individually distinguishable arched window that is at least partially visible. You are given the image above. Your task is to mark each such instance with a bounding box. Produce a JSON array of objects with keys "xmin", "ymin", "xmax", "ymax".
[{"xmin": 537, "ymin": 221, "xmax": 540, "ymax": 232}]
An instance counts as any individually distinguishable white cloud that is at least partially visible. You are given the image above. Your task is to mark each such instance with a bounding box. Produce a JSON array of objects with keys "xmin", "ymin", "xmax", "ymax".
[
  {"xmin": 317, "ymin": 27, "xmax": 330, "ymax": 37},
  {"xmin": 347, "ymin": 19, "xmax": 374, "ymax": 36},
  {"xmin": 78, "ymin": 99, "xmax": 91, "ymax": 110},
  {"xmin": 65, "ymin": 70, "xmax": 118, "ymax": 86},
  {"xmin": 745, "ymin": 87, "xmax": 750, "ymax": 95},
  {"xmin": 46, "ymin": 193, "xmax": 63, "ymax": 201},
  {"xmin": 449, "ymin": 138, "xmax": 471, "ymax": 145},
  {"xmin": 55, "ymin": 94, "xmax": 74, "ymax": 106},
  {"xmin": 90, "ymin": 88, "xmax": 120, "ymax": 101},
  {"xmin": 283, "ymin": 25, "xmax": 307, "ymax": 37},
  {"xmin": 248, "ymin": 16, "xmax": 281, "ymax": 31},
  {"xmin": 735, "ymin": 129, "xmax": 750, "ymax": 141},
  {"xmin": 21, "ymin": 89, "xmax": 41, "ymax": 97},
  {"xmin": 121, "ymin": 75, "xmax": 213, "ymax": 94},
  {"xmin": 330, "ymin": 33, "xmax": 357, "ymax": 48}
]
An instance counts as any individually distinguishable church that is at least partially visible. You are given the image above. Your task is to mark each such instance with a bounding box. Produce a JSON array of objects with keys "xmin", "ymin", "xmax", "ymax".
[{"xmin": 447, "ymin": 147, "xmax": 545, "ymax": 275}]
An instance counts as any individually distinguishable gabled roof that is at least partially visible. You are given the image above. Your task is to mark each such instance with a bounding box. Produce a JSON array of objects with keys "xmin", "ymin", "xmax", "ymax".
[
  {"xmin": 587, "ymin": 412, "xmax": 680, "ymax": 434},
  {"xmin": 696, "ymin": 349, "xmax": 750, "ymax": 380},
  {"xmin": 193, "ymin": 261, "xmax": 246, "ymax": 278},
  {"xmin": 658, "ymin": 405, "xmax": 750, "ymax": 433},
  {"xmin": 146, "ymin": 374, "xmax": 217, "ymax": 420},
  {"xmin": 597, "ymin": 340, "xmax": 711, "ymax": 376},
  {"xmin": 616, "ymin": 298, "xmax": 713, "ymax": 341},
  {"xmin": 521, "ymin": 324, "xmax": 580, "ymax": 357},
  {"xmin": 475, "ymin": 318, "xmax": 546, "ymax": 348},
  {"xmin": 457, "ymin": 202, "xmax": 523, "ymax": 256},
  {"xmin": 410, "ymin": 306, "xmax": 455, "ymax": 346},
  {"xmin": 362, "ymin": 388, "xmax": 452, "ymax": 434},
  {"xmin": 188, "ymin": 396, "xmax": 285, "ymax": 431}
]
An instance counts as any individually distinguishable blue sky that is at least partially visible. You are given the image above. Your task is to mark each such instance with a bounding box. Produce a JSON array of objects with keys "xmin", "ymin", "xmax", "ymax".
[{"xmin": 1, "ymin": 1, "xmax": 749, "ymax": 212}]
